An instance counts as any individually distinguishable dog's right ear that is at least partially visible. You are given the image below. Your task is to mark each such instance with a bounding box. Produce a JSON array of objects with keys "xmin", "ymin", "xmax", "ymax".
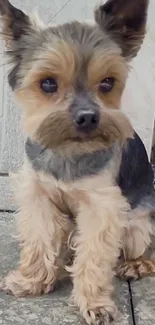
[{"xmin": 0, "ymin": 0, "xmax": 32, "ymax": 46}]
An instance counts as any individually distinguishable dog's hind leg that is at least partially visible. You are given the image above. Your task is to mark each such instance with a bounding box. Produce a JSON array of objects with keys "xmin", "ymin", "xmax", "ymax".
[{"xmin": 116, "ymin": 206, "xmax": 155, "ymax": 281}]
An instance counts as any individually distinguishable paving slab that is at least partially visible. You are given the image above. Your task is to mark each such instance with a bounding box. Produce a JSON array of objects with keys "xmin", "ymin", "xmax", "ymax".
[
  {"xmin": 0, "ymin": 176, "xmax": 15, "ymax": 211},
  {"xmin": 0, "ymin": 213, "xmax": 132, "ymax": 325},
  {"xmin": 131, "ymin": 278, "xmax": 155, "ymax": 325}
]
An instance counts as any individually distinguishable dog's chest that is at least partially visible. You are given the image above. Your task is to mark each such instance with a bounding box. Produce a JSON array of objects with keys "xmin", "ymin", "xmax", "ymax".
[{"xmin": 25, "ymin": 139, "xmax": 117, "ymax": 182}]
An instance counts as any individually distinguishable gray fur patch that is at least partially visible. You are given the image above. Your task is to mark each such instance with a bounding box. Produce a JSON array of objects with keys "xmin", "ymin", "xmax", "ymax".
[{"xmin": 25, "ymin": 138, "xmax": 118, "ymax": 182}]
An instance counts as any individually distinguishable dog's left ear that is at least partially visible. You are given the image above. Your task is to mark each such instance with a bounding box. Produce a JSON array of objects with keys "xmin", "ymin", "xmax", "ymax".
[
  {"xmin": 0, "ymin": 0, "xmax": 32, "ymax": 44},
  {"xmin": 0, "ymin": 1, "xmax": 44, "ymax": 89},
  {"xmin": 95, "ymin": 0, "xmax": 149, "ymax": 59}
]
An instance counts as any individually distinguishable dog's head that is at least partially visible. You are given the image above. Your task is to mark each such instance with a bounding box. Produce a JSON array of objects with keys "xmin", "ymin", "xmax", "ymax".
[{"xmin": 0, "ymin": 0, "xmax": 149, "ymax": 154}]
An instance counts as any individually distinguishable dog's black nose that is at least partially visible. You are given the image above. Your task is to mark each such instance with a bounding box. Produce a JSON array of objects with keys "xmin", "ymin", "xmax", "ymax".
[{"xmin": 74, "ymin": 109, "xmax": 99, "ymax": 132}]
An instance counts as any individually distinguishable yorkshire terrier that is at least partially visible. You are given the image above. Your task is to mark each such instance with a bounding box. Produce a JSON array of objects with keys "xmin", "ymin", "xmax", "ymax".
[{"xmin": 0, "ymin": 0, "xmax": 155, "ymax": 324}]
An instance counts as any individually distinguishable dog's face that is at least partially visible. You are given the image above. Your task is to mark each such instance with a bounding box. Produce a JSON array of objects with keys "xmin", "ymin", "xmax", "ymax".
[{"xmin": 0, "ymin": 0, "xmax": 149, "ymax": 154}]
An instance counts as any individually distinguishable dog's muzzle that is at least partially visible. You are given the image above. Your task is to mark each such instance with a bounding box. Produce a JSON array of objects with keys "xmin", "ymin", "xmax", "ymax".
[{"xmin": 70, "ymin": 92, "xmax": 100, "ymax": 133}]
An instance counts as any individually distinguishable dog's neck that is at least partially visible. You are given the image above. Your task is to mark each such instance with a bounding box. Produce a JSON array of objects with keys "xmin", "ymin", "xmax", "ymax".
[{"xmin": 25, "ymin": 138, "xmax": 121, "ymax": 182}]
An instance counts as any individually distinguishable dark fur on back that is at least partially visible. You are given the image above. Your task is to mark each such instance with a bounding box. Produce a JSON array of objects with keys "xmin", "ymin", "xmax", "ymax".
[{"xmin": 118, "ymin": 132, "xmax": 155, "ymax": 210}]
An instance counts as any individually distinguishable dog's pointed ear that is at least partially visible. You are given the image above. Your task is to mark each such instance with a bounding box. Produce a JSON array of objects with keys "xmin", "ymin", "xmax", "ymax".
[
  {"xmin": 0, "ymin": 0, "xmax": 32, "ymax": 46},
  {"xmin": 95, "ymin": 0, "xmax": 149, "ymax": 59},
  {"xmin": 0, "ymin": 1, "xmax": 44, "ymax": 89}
]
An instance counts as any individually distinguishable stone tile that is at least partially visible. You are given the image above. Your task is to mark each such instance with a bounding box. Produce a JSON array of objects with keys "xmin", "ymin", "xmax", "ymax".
[
  {"xmin": 0, "ymin": 177, "xmax": 15, "ymax": 211},
  {"xmin": 131, "ymin": 278, "xmax": 155, "ymax": 325}
]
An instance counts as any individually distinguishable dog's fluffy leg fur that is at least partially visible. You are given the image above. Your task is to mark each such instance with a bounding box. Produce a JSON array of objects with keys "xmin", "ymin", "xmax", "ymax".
[
  {"xmin": 116, "ymin": 209, "xmax": 155, "ymax": 280},
  {"xmin": 67, "ymin": 187, "xmax": 129, "ymax": 324},
  {"xmin": 2, "ymin": 161, "xmax": 72, "ymax": 297}
]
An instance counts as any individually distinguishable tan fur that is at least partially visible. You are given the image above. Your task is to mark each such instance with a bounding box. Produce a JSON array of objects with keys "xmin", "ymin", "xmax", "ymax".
[
  {"xmin": 14, "ymin": 44, "xmax": 131, "ymax": 152},
  {"xmin": 0, "ymin": 1, "xmax": 151, "ymax": 324},
  {"xmin": 3, "ymin": 161, "xmax": 73, "ymax": 296},
  {"xmin": 115, "ymin": 208, "xmax": 155, "ymax": 280},
  {"xmin": 123, "ymin": 209, "xmax": 153, "ymax": 260},
  {"xmin": 2, "ymin": 159, "xmax": 130, "ymax": 324},
  {"xmin": 88, "ymin": 52, "xmax": 129, "ymax": 108},
  {"xmin": 15, "ymin": 82, "xmax": 133, "ymax": 154},
  {"xmin": 65, "ymin": 187, "xmax": 128, "ymax": 324},
  {"xmin": 116, "ymin": 259, "xmax": 155, "ymax": 281},
  {"xmin": 20, "ymin": 40, "xmax": 77, "ymax": 89},
  {"xmin": 36, "ymin": 109, "xmax": 133, "ymax": 154}
]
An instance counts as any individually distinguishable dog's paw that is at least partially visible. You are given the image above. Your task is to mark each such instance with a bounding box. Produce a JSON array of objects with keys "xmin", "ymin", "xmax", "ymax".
[
  {"xmin": 83, "ymin": 302, "xmax": 118, "ymax": 325},
  {"xmin": 0, "ymin": 276, "xmax": 14, "ymax": 296},
  {"xmin": 0, "ymin": 277, "xmax": 7, "ymax": 292},
  {"xmin": 0, "ymin": 270, "xmax": 56, "ymax": 297},
  {"xmin": 0, "ymin": 271, "xmax": 34, "ymax": 297},
  {"xmin": 116, "ymin": 259, "xmax": 155, "ymax": 281}
]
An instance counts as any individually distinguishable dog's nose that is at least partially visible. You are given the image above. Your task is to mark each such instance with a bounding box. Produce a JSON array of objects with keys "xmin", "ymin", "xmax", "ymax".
[{"xmin": 74, "ymin": 109, "xmax": 99, "ymax": 132}]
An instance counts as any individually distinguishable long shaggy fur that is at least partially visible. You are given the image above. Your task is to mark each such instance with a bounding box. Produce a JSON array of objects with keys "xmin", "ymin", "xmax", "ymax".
[{"xmin": 0, "ymin": 1, "xmax": 154, "ymax": 325}]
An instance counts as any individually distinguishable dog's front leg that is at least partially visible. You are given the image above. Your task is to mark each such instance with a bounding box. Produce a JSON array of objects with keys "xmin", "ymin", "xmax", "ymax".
[
  {"xmin": 1, "ymin": 163, "xmax": 72, "ymax": 297},
  {"xmin": 67, "ymin": 188, "xmax": 128, "ymax": 325}
]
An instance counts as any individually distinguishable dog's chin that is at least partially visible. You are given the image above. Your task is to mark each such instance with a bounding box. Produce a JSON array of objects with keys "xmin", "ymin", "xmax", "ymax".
[{"xmin": 35, "ymin": 110, "xmax": 133, "ymax": 155}]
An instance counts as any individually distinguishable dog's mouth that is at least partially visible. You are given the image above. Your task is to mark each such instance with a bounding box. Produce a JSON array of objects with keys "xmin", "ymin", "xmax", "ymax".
[{"xmin": 36, "ymin": 110, "xmax": 133, "ymax": 152}]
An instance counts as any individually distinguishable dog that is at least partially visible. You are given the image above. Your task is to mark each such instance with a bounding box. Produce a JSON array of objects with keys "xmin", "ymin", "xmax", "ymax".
[{"xmin": 0, "ymin": 0, "xmax": 155, "ymax": 324}]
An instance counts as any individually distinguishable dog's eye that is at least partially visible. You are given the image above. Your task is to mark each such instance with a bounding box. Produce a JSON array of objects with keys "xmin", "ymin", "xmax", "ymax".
[
  {"xmin": 40, "ymin": 78, "xmax": 58, "ymax": 94},
  {"xmin": 99, "ymin": 77, "xmax": 115, "ymax": 93}
]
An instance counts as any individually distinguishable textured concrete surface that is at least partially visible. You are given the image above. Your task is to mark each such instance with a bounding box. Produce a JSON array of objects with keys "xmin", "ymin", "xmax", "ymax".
[
  {"xmin": 0, "ymin": 213, "xmax": 132, "ymax": 325},
  {"xmin": 0, "ymin": 177, "xmax": 15, "ymax": 211},
  {"xmin": 131, "ymin": 278, "xmax": 155, "ymax": 325}
]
